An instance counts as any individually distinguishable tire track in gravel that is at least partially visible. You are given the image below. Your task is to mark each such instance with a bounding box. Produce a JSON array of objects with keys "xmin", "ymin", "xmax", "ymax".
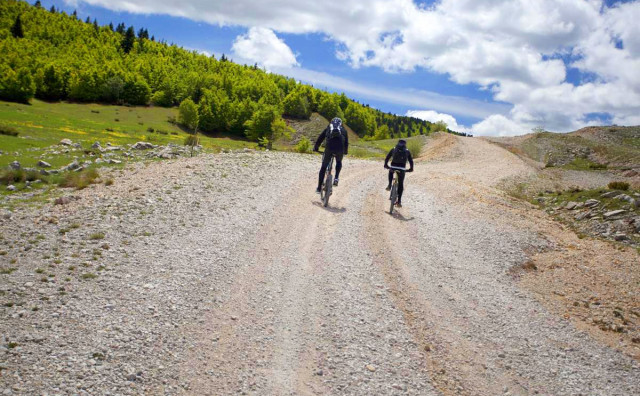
[
  {"xmin": 183, "ymin": 161, "xmax": 439, "ymax": 395},
  {"xmin": 362, "ymin": 137, "xmax": 640, "ymax": 396}
]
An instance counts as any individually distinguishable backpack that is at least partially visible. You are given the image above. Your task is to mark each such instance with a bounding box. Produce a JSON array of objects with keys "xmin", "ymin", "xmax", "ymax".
[
  {"xmin": 328, "ymin": 125, "xmax": 343, "ymax": 140},
  {"xmin": 392, "ymin": 146, "xmax": 408, "ymax": 165}
]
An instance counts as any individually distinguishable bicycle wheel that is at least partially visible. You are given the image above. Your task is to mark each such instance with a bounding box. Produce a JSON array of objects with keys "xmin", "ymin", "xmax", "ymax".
[
  {"xmin": 389, "ymin": 182, "xmax": 397, "ymax": 214},
  {"xmin": 323, "ymin": 174, "xmax": 333, "ymax": 207}
]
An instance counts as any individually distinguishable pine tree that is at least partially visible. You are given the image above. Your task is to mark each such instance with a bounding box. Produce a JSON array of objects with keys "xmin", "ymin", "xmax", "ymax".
[
  {"xmin": 116, "ymin": 23, "xmax": 125, "ymax": 34},
  {"xmin": 121, "ymin": 26, "xmax": 135, "ymax": 53},
  {"xmin": 49, "ymin": 5, "xmax": 55, "ymax": 13},
  {"xmin": 72, "ymin": 10, "xmax": 77, "ymax": 19},
  {"xmin": 85, "ymin": 16, "xmax": 91, "ymax": 24},
  {"xmin": 108, "ymin": 22, "xmax": 114, "ymax": 31},
  {"xmin": 93, "ymin": 19, "xmax": 99, "ymax": 32},
  {"xmin": 34, "ymin": 1, "xmax": 42, "ymax": 8},
  {"xmin": 11, "ymin": 15, "xmax": 24, "ymax": 39}
]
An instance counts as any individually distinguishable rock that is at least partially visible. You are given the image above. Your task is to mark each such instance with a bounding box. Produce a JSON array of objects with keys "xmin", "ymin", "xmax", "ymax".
[
  {"xmin": 365, "ymin": 364, "xmax": 376, "ymax": 372},
  {"xmin": 585, "ymin": 199, "xmax": 600, "ymax": 207},
  {"xmin": 622, "ymin": 169, "xmax": 638, "ymax": 177},
  {"xmin": 575, "ymin": 211, "xmax": 591, "ymax": 221},
  {"xmin": 60, "ymin": 138, "xmax": 73, "ymax": 146},
  {"xmin": 131, "ymin": 142, "xmax": 154, "ymax": 150},
  {"xmin": 565, "ymin": 202, "xmax": 579, "ymax": 210},
  {"xmin": 91, "ymin": 142, "xmax": 101, "ymax": 149},
  {"xmin": 37, "ymin": 160, "xmax": 51, "ymax": 168},
  {"xmin": 7, "ymin": 185, "xmax": 16, "ymax": 191},
  {"xmin": 604, "ymin": 210, "xmax": 626, "ymax": 219},
  {"xmin": 108, "ymin": 159, "xmax": 122, "ymax": 165},
  {"xmin": 72, "ymin": 143, "xmax": 82, "ymax": 149},
  {"xmin": 601, "ymin": 191, "xmax": 617, "ymax": 198},
  {"xmin": 55, "ymin": 197, "xmax": 72, "ymax": 205},
  {"xmin": 64, "ymin": 160, "xmax": 80, "ymax": 171},
  {"xmin": 9, "ymin": 160, "xmax": 20, "ymax": 170},
  {"xmin": 614, "ymin": 233, "xmax": 629, "ymax": 241}
]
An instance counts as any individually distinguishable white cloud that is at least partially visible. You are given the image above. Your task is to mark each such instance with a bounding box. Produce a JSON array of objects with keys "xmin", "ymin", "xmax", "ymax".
[
  {"xmin": 471, "ymin": 115, "xmax": 530, "ymax": 137},
  {"xmin": 405, "ymin": 110, "xmax": 470, "ymax": 132},
  {"xmin": 71, "ymin": 0, "xmax": 640, "ymax": 135},
  {"xmin": 231, "ymin": 27, "xmax": 298, "ymax": 69}
]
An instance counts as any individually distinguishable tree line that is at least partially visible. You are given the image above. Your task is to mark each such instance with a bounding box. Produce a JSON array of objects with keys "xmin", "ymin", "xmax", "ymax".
[{"xmin": 0, "ymin": 0, "xmax": 467, "ymax": 143}]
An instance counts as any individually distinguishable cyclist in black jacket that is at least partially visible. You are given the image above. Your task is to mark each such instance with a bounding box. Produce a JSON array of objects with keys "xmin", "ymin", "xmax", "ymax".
[
  {"xmin": 314, "ymin": 117, "xmax": 349, "ymax": 193},
  {"xmin": 384, "ymin": 139, "xmax": 414, "ymax": 207}
]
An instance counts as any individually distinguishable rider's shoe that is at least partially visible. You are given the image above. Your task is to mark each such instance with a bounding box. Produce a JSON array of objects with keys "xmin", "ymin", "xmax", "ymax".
[
  {"xmin": 315, "ymin": 187, "xmax": 321, "ymax": 194},
  {"xmin": 395, "ymin": 201, "xmax": 402, "ymax": 208},
  {"xmin": 333, "ymin": 178, "xmax": 339, "ymax": 187},
  {"xmin": 385, "ymin": 184, "xmax": 391, "ymax": 191}
]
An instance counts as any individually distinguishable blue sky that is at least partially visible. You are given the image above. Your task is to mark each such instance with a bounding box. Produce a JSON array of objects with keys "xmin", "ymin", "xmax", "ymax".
[{"xmin": 45, "ymin": 0, "xmax": 640, "ymax": 135}]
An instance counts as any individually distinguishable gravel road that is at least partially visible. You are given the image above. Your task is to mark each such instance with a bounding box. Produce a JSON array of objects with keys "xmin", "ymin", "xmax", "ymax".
[{"xmin": 1, "ymin": 137, "xmax": 638, "ymax": 395}]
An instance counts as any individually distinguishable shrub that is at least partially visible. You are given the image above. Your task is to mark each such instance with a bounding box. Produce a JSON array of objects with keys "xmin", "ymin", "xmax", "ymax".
[
  {"xmin": 295, "ymin": 137, "xmax": 311, "ymax": 153},
  {"xmin": 0, "ymin": 169, "xmax": 43, "ymax": 185},
  {"xmin": 184, "ymin": 134, "xmax": 200, "ymax": 147},
  {"xmin": 0, "ymin": 125, "xmax": 19, "ymax": 136},
  {"xmin": 58, "ymin": 168, "xmax": 99, "ymax": 189},
  {"xmin": 406, "ymin": 138, "xmax": 423, "ymax": 158},
  {"xmin": 608, "ymin": 181, "xmax": 630, "ymax": 191},
  {"xmin": 89, "ymin": 232, "xmax": 105, "ymax": 240},
  {"xmin": 147, "ymin": 127, "xmax": 155, "ymax": 133}
]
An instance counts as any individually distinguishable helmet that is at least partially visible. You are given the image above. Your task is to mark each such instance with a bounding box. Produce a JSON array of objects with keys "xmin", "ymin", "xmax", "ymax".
[
  {"xmin": 330, "ymin": 117, "xmax": 342, "ymax": 129},
  {"xmin": 397, "ymin": 139, "xmax": 407, "ymax": 147}
]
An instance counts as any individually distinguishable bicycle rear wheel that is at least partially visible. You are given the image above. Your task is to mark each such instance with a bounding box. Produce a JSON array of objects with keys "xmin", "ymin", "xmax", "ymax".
[{"xmin": 389, "ymin": 182, "xmax": 398, "ymax": 214}]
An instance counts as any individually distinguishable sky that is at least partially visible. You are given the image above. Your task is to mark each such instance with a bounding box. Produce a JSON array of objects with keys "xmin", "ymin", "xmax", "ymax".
[{"xmin": 46, "ymin": 0, "xmax": 640, "ymax": 136}]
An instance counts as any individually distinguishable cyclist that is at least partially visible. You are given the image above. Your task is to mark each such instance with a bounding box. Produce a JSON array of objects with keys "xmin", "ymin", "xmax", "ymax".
[
  {"xmin": 384, "ymin": 139, "xmax": 414, "ymax": 208},
  {"xmin": 314, "ymin": 117, "xmax": 349, "ymax": 193}
]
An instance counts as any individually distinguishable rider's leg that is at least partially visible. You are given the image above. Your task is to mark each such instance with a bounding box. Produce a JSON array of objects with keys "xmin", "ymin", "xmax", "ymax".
[
  {"xmin": 397, "ymin": 171, "xmax": 406, "ymax": 203},
  {"xmin": 387, "ymin": 170, "xmax": 393, "ymax": 189},
  {"xmin": 334, "ymin": 153, "xmax": 343, "ymax": 179}
]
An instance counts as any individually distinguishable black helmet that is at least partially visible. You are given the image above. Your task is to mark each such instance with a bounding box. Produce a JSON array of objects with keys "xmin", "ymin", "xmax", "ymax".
[
  {"xmin": 397, "ymin": 139, "xmax": 407, "ymax": 147},
  {"xmin": 330, "ymin": 117, "xmax": 342, "ymax": 129}
]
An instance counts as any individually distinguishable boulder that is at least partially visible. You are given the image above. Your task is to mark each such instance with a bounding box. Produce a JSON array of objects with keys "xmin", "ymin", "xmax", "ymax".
[
  {"xmin": 9, "ymin": 160, "xmax": 20, "ymax": 170},
  {"xmin": 565, "ymin": 201, "xmax": 579, "ymax": 210},
  {"xmin": 7, "ymin": 185, "xmax": 16, "ymax": 191},
  {"xmin": 63, "ymin": 160, "xmax": 80, "ymax": 171},
  {"xmin": 614, "ymin": 233, "xmax": 629, "ymax": 241},
  {"xmin": 585, "ymin": 199, "xmax": 600, "ymax": 207},
  {"xmin": 91, "ymin": 141, "xmax": 102, "ymax": 149},
  {"xmin": 604, "ymin": 209, "xmax": 626, "ymax": 219},
  {"xmin": 60, "ymin": 138, "xmax": 73, "ymax": 146},
  {"xmin": 37, "ymin": 160, "xmax": 51, "ymax": 168},
  {"xmin": 601, "ymin": 191, "xmax": 617, "ymax": 198},
  {"xmin": 131, "ymin": 142, "xmax": 154, "ymax": 150}
]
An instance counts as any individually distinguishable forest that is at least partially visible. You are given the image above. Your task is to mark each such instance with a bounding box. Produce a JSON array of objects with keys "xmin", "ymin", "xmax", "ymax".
[{"xmin": 0, "ymin": 0, "xmax": 468, "ymax": 143}]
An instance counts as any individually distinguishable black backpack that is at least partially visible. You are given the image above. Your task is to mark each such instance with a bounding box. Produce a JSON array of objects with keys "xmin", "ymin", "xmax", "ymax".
[
  {"xmin": 392, "ymin": 146, "xmax": 408, "ymax": 164},
  {"xmin": 328, "ymin": 125, "xmax": 343, "ymax": 140}
]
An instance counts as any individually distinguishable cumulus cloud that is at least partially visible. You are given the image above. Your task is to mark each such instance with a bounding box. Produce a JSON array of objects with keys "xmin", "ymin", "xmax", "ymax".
[
  {"xmin": 70, "ymin": 0, "xmax": 640, "ymax": 135},
  {"xmin": 232, "ymin": 27, "xmax": 298, "ymax": 69},
  {"xmin": 405, "ymin": 110, "xmax": 470, "ymax": 132}
]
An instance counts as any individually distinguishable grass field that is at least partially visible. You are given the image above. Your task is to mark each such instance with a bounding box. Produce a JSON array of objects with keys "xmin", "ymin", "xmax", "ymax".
[{"xmin": 0, "ymin": 100, "xmax": 258, "ymax": 169}]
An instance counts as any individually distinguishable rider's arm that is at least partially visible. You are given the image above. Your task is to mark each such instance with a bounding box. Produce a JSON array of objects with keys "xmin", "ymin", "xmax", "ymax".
[
  {"xmin": 384, "ymin": 148, "xmax": 393, "ymax": 168},
  {"xmin": 314, "ymin": 128, "xmax": 327, "ymax": 152},
  {"xmin": 408, "ymin": 150, "xmax": 414, "ymax": 171},
  {"xmin": 342, "ymin": 127, "xmax": 349, "ymax": 154}
]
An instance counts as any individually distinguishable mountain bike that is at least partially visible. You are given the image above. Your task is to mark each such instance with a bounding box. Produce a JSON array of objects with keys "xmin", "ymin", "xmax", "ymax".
[
  {"xmin": 388, "ymin": 166, "xmax": 405, "ymax": 214},
  {"xmin": 320, "ymin": 152, "xmax": 335, "ymax": 207}
]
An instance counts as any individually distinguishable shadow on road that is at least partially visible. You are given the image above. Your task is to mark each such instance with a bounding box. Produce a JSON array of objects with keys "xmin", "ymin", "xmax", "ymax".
[
  {"xmin": 312, "ymin": 201, "xmax": 347, "ymax": 213},
  {"xmin": 388, "ymin": 211, "xmax": 414, "ymax": 221}
]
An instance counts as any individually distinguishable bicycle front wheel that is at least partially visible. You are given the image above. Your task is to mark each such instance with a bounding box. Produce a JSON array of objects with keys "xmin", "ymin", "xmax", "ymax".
[
  {"xmin": 323, "ymin": 175, "xmax": 333, "ymax": 207},
  {"xmin": 389, "ymin": 183, "xmax": 397, "ymax": 214}
]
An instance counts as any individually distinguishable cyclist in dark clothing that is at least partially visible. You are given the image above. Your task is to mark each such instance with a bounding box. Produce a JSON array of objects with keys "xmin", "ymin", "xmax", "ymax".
[
  {"xmin": 384, "ymin": 139, "xmax": 414, "ymax": 207},
  {"xmin": 314, "ymin": 117, "xmax": 349, "ymax": 193}
]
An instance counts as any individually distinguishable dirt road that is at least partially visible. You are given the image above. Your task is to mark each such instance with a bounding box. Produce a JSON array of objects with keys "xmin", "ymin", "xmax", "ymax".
[{"xmin": 1, "ymin": 136, "xmax": 638, "ymax": 395}]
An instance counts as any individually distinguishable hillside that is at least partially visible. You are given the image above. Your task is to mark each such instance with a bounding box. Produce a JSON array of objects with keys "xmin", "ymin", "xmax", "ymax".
[
  {"xmin": 0, "ymin": 0, "xmax": 436, "ymax": 142},
  {"xmin": 486, "ymin": 126, "xmax": 640, "ymax": 171}
]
